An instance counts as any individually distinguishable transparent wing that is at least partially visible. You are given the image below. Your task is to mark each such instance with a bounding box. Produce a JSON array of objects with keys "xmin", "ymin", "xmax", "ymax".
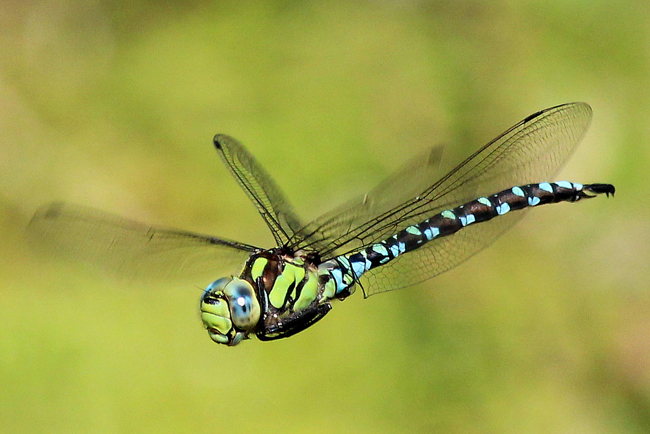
[
  {"xmin": 27, "ymin": 202, "xmax": 257, "ymax": 283},
  {"xmin": 295, "ymin": 102, "xmax": 593, "ymax": 295},
  {"xmin": 289, "ymin": 145, "xmax": 445, "ymax": 254},
  {"xmin": 214, "ymin": 134, "xmax": 304, "ymax": 246}
]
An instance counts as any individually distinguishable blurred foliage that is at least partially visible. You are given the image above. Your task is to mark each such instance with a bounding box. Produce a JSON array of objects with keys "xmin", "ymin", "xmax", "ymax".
[{"xmin": 1, "ymin": 0, "xmax": 649, "ymax": 433}]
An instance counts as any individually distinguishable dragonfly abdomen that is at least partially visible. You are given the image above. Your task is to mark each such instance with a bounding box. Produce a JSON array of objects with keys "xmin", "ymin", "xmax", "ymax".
[{"xmin": 322, "ymin": 181, "xmax": 615, "ymax": 296}]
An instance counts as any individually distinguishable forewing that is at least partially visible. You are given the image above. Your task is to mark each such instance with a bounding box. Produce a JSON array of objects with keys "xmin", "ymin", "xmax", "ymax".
[
  {"xmin": 294, "ymin": 103, "xmax": 592, "ymax": 295},
  {"xmin": 363, "ymin": 102, "xmax": 592, "ymax": 295},
  {"xmin": 27, "ymin": 202, "xmax": 256, "ymax": 283},
  {"xmin": 214, "ymin": 134, "xmax": 304, "ymax": 246}
]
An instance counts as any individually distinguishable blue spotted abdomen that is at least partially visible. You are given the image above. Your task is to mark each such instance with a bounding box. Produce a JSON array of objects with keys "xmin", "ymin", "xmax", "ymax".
[{"xmin": 319, "ymin": 181, "xmax": 614, "ymax": 295}]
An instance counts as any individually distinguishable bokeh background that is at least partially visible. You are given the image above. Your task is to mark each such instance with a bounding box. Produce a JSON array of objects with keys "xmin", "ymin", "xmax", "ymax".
[{"xmin": 1, "ymin": 1, "xmax": 648, "ymax": 433}]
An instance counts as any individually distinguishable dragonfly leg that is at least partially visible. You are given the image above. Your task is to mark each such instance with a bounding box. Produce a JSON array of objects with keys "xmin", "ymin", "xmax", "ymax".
[{"xmin": 257, "ymin": 303, "xmax": 332, "ymax": 341}]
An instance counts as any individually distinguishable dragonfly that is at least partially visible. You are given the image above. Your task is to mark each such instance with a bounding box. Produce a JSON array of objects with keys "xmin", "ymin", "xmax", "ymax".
[{"xmin": 28, "ymin": 102, "xmax": 615, "ymax": 346}]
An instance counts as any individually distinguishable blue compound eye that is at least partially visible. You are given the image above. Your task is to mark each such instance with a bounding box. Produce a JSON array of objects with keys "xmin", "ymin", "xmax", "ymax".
[
  {"xmin": 224, "ymin": 278, "xmax": 261, "ymax": 331},
  {"xmin": 202, "ymin": 277, "xmax": 231, "ymax": 297}
]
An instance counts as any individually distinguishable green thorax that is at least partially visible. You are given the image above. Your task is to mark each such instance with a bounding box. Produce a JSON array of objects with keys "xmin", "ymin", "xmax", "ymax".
[{"xmin": 241, "ymin": 249, "xmax": 324, "ymax": 322}]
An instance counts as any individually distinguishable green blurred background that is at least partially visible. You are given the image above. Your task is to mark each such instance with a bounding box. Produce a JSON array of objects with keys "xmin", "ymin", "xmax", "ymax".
[{"xmin": 1, "ymin": 1, "xmax": 648, "ymax": 433}]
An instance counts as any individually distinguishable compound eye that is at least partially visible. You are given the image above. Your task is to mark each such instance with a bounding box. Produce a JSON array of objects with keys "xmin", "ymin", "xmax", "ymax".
[
  {"xmin": 203, "ymin": 277, "xmax": 231, "ymax": 296},
  {"xmin": 224, "ymin": 279, "xmax": 261, "ymax": 331}
]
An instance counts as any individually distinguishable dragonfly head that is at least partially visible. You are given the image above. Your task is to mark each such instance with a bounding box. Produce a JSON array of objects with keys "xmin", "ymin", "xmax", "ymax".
[{"xmin": 200, "ymin": 277, "xmax": 261, "ymax": 346}]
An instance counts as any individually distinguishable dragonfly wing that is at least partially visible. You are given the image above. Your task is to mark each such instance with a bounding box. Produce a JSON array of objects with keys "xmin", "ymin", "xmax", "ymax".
[
  {"xmin": 299, "ymin": 103, "xmax": 593, "ymax": 294},
  {"xmin": 289, "ymin": 145, "xmax": 445, "ymax": 254},
  {"xmin": 27, "ymin": 202, "xmax": 256, "ymax": 283},
  {"xmin": 214, "ymin": 134, "xmax": 304, "ymax": 246}
]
